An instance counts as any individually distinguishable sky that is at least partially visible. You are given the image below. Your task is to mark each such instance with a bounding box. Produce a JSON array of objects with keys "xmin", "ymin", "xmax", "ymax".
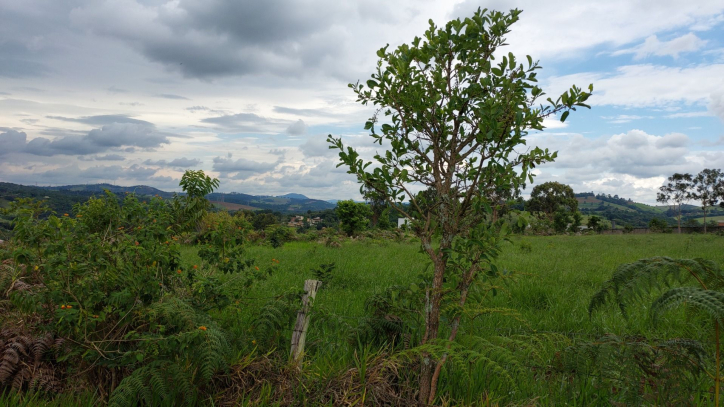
[{"xmin": 1, "ymin": 0, "xmax": 723, "ymax": 204}]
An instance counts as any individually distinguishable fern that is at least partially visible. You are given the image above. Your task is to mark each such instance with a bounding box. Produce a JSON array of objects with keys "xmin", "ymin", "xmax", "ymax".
[
  {"xmin": 652, "ymin": 286, "xmax": 724, "ymax": 324},
  {"xmin": 589, "ymin": 257, "xmax": 724, "ymax": 317}
]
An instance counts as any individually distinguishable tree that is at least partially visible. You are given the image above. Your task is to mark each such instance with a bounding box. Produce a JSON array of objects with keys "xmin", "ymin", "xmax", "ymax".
[
  {"xmin": 328, "ymin": 8, "xmax": 592, "ymax": 403},
  {"xmin": 569, "ymin": 211, "xmax": 583, "ymax": 232},
  {"xmin": 335, "ymin": 200, "xmax": 372, "ymax": 236},
  {"xmin": 362, "ymin": 183, "xmax": 388, "ymax": 228},
  {"xmin": 692, "ymin": 168, "xmax": 724, "ymax": 234},
  {"xmin": 174, "ymin": 170, "xmax": 220, "ymax": 231},
  {"xmin": 527, "ymin": 181, "xmax": 578, "ymax": 219},
  {"xmin": 587, "ymin": 215, "xmax": 602, "ymax": 233},
  {"xmin": 553, "ymin": 207, "xmax": 571, "ymax": 234},
  {"xmin": 656, "ymin": 173, "xmax": 693, "ymax": 233}
]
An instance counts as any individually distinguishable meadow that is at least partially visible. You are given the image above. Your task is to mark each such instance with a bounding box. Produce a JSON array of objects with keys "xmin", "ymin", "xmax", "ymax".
[
  {"xmin": 4, "ymin": 232, "xmax": 724, "ymax": 406},
  {"xmin": 196, "ymin": 234, "xmax": 724, "ymax": 405}
]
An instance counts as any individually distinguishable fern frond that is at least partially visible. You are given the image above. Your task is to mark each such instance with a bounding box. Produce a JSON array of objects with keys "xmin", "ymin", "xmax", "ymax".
[
  {"xmin": 652, "ymin": 286, "xmax": 724, "ymax": 325},
  {"xmin": 589, "ymin": 257, "xmax": 724, "ymax": 317}
]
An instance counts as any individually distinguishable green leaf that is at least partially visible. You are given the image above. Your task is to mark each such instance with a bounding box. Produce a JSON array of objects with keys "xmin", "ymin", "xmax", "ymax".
[{"xmin": 560, "ymin": 111, "xmax": 569, "ymax": 122}]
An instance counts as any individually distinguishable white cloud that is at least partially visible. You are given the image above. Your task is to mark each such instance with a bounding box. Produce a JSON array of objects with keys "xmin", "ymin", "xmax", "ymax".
[
  {"xmin": 611, "ymin": 33, "xmax": 707, "ymax": 60},
  {"xmin": 547, "ymin": 64, "xmax": 724, "ymax": 109}
]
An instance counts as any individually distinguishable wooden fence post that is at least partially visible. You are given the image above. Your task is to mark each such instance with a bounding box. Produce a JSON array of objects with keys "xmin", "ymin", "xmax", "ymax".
[{"xmin": 290, "ymin": 279, "xmax": 322, "ymax": 366}]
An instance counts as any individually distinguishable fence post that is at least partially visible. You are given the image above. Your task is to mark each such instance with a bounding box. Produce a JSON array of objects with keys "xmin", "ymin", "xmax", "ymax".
[{"xmin": 290, "ymin": 279, "xmax": 322, "ymax": 366}]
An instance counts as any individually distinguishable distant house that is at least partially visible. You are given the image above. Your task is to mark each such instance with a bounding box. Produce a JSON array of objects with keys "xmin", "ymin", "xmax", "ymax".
[
  {"xmin": 397, "ymin": 218, "xmax": 411, "ymax": 228},
  {"xmin": 287, "ymin": 216, "xmax": 305, "ymax": 227},
  {"xmin": 719, "ymin": 221, "xmax": 724, "ymax": 227}
]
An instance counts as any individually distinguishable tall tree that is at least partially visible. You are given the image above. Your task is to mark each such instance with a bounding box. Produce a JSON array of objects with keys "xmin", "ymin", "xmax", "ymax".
[
  {"xmin": 656, "ymin": 173, "xmax": 693, "ymax": 233},
  {"xmin": 692, "ymin": 168, "xmax": 724, "ymax": 233},
  {"xmin": 328, "ymin": 8, "xmax": 592, "ymax": 403},
  {"xmin": 335, "ymin": 200, "xmax": 372, "ymax": 236},
  {"xmin": 527, "ymin": 181, "xmax": 578, "ymax": 220}
]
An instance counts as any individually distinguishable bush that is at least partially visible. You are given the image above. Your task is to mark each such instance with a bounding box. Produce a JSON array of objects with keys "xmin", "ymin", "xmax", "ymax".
[
  {"xmin": 266, "ymin": 225, "xmax": 295, "ymax": 248},
  {"xmin": 649, "ymin": 217, "xmax": 670, "ymax": 233},
  {"xmin": 2, "ymin": 189, "xmax": 267, "ymax": 404}
]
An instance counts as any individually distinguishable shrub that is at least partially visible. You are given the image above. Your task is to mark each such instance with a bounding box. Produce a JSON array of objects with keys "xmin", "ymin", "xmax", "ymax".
[{"xmin": 2, "ymin": 189, "xmax": 265, "ymax": 404}]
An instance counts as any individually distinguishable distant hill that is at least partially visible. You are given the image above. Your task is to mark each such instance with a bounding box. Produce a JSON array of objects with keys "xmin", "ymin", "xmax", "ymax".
[
  {"xmin": 278, "ymin": 193, "xmax": 309, "ymax": 200},
  {"xmin": 0, "ymin": 182, "xmax": 336, "ymax": 214},
  {"xmin": 574, "ymin": 193, "xmax": 724, "ymax": 227}
]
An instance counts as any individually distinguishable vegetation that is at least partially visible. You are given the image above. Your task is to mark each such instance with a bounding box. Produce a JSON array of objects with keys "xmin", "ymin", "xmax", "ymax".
[{"xmin": 329, "ymin": 8, "xmax": 592, "ymax": 402}]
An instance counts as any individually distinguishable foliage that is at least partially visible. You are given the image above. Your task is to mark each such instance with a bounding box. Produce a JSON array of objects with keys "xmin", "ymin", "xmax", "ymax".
[
  {"xmin": 250, "ymin": 212, "xmax": 278, "ymax": 231},
  {"xmin": 649, "ymin": 217, "xmax": 670, "ymax": 233},
  {"xmin": 527, "ymin": 181, "xmax": 578, "ymax": 219},
  {"xmin": 0, "ymin": 329, "xmax": 65, "ymax": 393},
  {"xmin": 172, "ymin": 170, "xmax": 220, "ymax": 231},
  {"xmin": 0, "ymin": 181, "xmax": 269, "ymax": 404},
  {"xmin": 335, "ymin": 200, "xmax": 372, "ymax": 237},
  {"xmin": 657, "ymin": 173, "xmax": 693, "ymax": 233},
  {"xmin": 589, "ymin": 257, "xmax": 724, "ymax": 405},
  {"xmin": 328, "ymin": 7, "xmax": 592, "ymax": 401},
  {"xmin": 692, "ymin": 168, "xmax": 724, "ymax": 233},
  {"xmin": 552, "ymin": 207, "xmax": 571, "ymax": 234},
  {"xmin": 266, "ymin": 225, "xmax": 295, "ymax": 248}
]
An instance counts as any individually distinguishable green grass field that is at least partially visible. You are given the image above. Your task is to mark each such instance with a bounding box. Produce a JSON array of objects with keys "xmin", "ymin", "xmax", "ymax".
[
  {"xmin": 181, "ymin": 234, "xmax": 724, "ymax": 405},
  {"xmin": 5, "ymin": 234, "xmax": 723, "ymax": 405}
]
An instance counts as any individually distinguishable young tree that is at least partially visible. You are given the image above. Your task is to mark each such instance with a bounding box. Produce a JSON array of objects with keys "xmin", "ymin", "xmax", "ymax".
[
  {"xmin": 335, "ymin": 200, "xmax": 372, "ymax": 236},
  {"xmin": 527, "ymin": 181, "xmax": 578, "ymax": 219},
  {"xmin": 692, "ymin": 168, "xmax": 723, "ymax": 233},
  {"xmin": 174, "ymin": 169, "xmax": 220, "ymax": 231},
  {"xmin": 328, "ymin": 8, "xmax": 592, "ymax": 403},
  {"xmin": 656, "ymin": 173, "xmax": 693, "ymax": 233}
]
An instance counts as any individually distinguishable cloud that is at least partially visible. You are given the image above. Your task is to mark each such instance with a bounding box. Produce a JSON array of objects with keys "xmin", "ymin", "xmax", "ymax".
[
  {"xmin": 300, "ymin": 135, "xmax": 335, "ymax": 157},
  {"xmin": 547, "ymin": 64, "xmax": 724, "ymax": 109},
  {"xmin": 0, "ymin": 41, "xmax": 51, "ymax": 78},
  {"xmin": 46, "ymin": 114, "xmax": 153, "ymax": 127},
  {"xmin": 107, "ymin": 86, "xmax": 127, "ymax": 94},
  {"xmin": 212, "ymin": 154, "xmax": 279, "ymax": 178},
  {"xmin": 200, "ymin": 112, "xmax": 290, "ymax": 133},
  {"xmin": 1, "ymin": 123, "xmax": 170, "ymax": 157},
  {"xmin": 710, "ymin": 91, "xmax": 724, "ymax": 121},
  {"xmin": 95, "ymin": 154, "xmax": 126, "ymax": 161},
  {"xmin": 601, "ymin": 114, "xmax": 654, "ymax": 124},
  {"xmin": 154, "ymin": 94, "xmax": 190, "ymax": 100},
  {"xmin": 611, "ymin": 33, "xmax": 707, "ymax": 60},
  {"xmin": 285, "ymin": 119, "xmax": 307, "ymax": 135},
  {"xmin": 273, "ymin": 106, "xmax": 337, "ymax": 117},
  {"xmin": 144, "ymin": 157, "xmax": 202, "ymax": 168}
]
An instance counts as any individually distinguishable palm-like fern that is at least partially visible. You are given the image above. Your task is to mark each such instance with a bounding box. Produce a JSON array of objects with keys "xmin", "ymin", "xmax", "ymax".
[{"xmin": 589, "ymin": 256, "xmax": 724, "ymax": 406}]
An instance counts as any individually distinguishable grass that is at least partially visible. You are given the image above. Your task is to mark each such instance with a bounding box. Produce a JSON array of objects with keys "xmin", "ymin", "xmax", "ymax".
[
  {"xmin": 182, "ymin": 234, "xmax": 724, "ymax": 405},
  {"xmin": 6, "ymin": 234, "xmax": 724, "ymax": 405}
]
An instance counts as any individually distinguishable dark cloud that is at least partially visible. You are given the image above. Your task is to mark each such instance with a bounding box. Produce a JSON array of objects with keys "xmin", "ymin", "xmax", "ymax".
[
  {"xmin": 154, "ymin": 94, "xmax": 190, "ymax": 100},
  {"xmin": 95, "ymin": 154, "xmax": 126, "ymax": 161},
  {"xmin": 285, "ymin": 119, "xmax": 307, "ymax": 135},
  {"xmin": 1, "ymin": 124, "xmax": 170, "ymax": 157},
  {"xmin": 68, "ymin": 0, "xmax": 358, "ymax": 79},
  {"xmin": 46, "ymin": 114, "xmax": 153, "ymax": 127},
  {"xmin": 144, "ymin": 157, "xmax": 202, "ymax": 168},
  {"xmin": 0, "ymin": 41, "xmax": 51, "ymax": 78}
]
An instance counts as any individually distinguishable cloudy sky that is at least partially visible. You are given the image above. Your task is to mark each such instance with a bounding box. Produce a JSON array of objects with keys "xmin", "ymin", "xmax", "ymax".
[{"xmin": 1, "ymin": 0, "xmax": 723, "ymax": 203}]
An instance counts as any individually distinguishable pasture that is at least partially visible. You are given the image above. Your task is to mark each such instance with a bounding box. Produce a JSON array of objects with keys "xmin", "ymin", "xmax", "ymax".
[{"xmin": 4, "ymin": 233, "xmax": 723, "ymax": 406}]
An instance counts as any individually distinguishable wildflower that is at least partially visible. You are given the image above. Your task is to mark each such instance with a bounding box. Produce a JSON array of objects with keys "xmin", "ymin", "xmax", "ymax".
[
  {"xmin": 177, "ymin": 269, "xmax": 182, "ymax": 274},
  {"xmin": 159, "ymin": 283, "xmax": 162, "ymax": 286},
  {"xmin": 76, "ymin": 215, "xmax": 82, "ymax": 218},
  {"xmin": 67, "ymin": 305, "xmax": 72, "ymax": 309},
  {"xmin": 34, "ymin": 265, "xmax": 39, "ymax": 271},
  {"xmin": 135, "ymin": 241, "xmax": 139, "ymax": 246},
  {"xmin": 63, "ymin": 213, "xmax": 69, "ymax": 217},
  {"xmin": 61, "ymin": 305, "xmax": 66, "ymax": 309},
  {"xmin": 93, "ymin": 315, "xmax": 99, "ymax": 318},
  {"xmin": 199, "ymin": 326, "xmax": 207, "ymax": 331},
  {"xmin": 252, "ymin": 340, "xmax": 257, "ymax": 345},
  {"xmin": 118, "ymin": 227, "xmax": 124, "ymax": 230},
  {"xmin": 193, "ymin": 265, "xmax": 198, "ymax": 269},
  {"xmin": 255, "ymin": 266, "xmax": 259, "ymax": 271}
]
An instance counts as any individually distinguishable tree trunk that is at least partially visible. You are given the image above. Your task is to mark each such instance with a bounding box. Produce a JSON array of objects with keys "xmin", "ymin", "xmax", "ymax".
[
  {"xmin": 418, "ymin": 254, "xmax": 445, "ymax": 404},
  {"xmin": 704, "ymin": 205, "xmax": 708, "ymax": 234},
  {"xmin": 677, "ymin": 204, "xmax": 682, "ymax": 233}
]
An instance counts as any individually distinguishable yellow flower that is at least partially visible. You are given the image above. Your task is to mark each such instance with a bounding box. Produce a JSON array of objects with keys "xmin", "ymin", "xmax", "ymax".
[{"xmin": 252, "ymin": 340, "xmax": 257, "ymax": 345}]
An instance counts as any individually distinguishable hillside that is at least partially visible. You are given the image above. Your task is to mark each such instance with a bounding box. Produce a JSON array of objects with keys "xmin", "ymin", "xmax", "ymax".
[
  {"xmin": 575, "ymin": 193, "xmax": 724, "ymax": 227},
  {"xmin": 0, "ymin": 182, "xmax": 336, "ymax": 216}
]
